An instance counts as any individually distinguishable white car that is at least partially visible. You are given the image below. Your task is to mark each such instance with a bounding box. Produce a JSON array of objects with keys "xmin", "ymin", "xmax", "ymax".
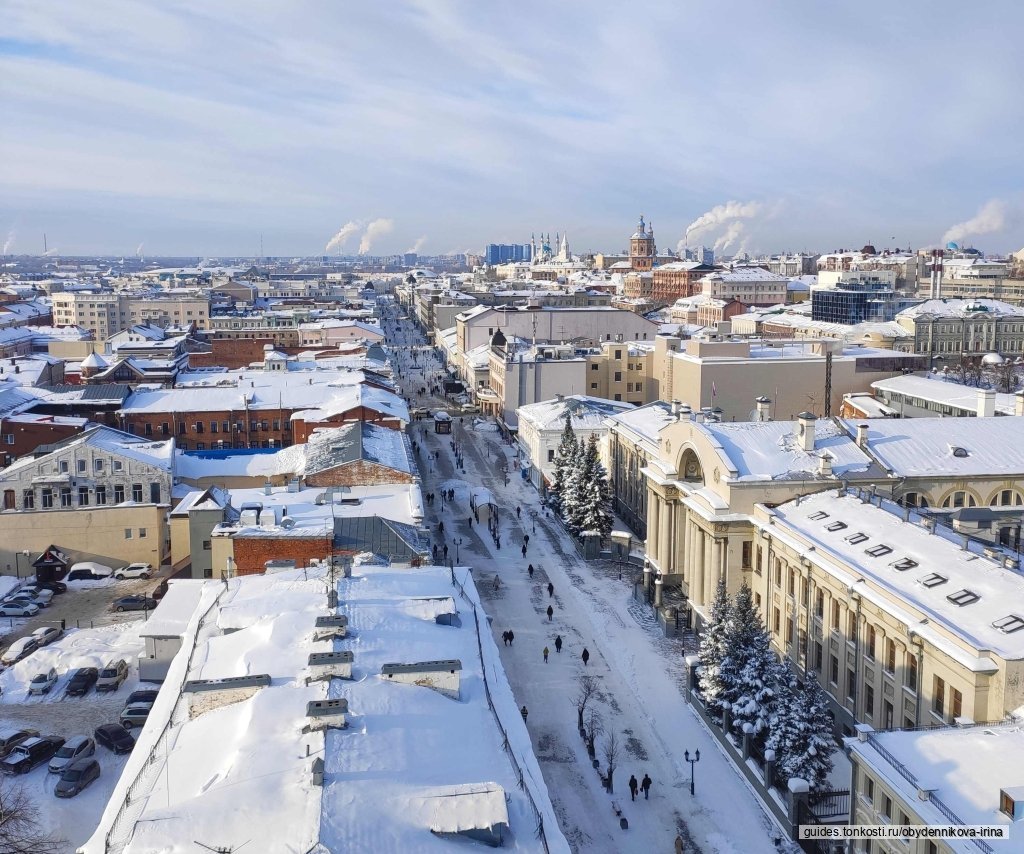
[
  {"xmin": 1, "ymin": 636, "xmax": 39, "ymax": 666},
  {"xmin": 30, "ymin": 626, "xmax": 62, "ymax": 647},
  {"xmin": 48, "ymin": 736, "xmax": 95, "ymax": 773},
  {"xmin": 0, "ymin": 602, "xmax": 40, "ymax": 618},
  {"xmin": 28, "ymin": 668, "xmax": 58, "ymax": 695},
  {"xmin": 114, "ymin": 563, "xmax": 152, "ymax": 580}
]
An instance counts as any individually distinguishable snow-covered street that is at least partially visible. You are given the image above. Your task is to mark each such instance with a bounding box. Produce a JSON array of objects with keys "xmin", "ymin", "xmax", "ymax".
[{"xmin": 384, "ymin": 306, "xmax": 784, "ymax": 853}]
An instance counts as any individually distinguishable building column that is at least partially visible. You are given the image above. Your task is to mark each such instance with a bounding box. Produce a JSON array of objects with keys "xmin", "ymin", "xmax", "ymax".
[
  {"xmin": 660, "ymin": 499, "xmax": 672, "ymax": 573},
  {"xmin": 647, "ymin": 490, "xmax": 660, "ymax": 571},
  {"xmin": 690, "ymin": 525, "xmax": 705, "ymax": 605},
  {"xmin": 673, "ymin": 504, "xmax": 687, "ymax": 580}
]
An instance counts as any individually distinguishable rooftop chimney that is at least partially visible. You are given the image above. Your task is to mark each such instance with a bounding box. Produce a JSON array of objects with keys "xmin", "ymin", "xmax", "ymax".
[
  {"xmin": 755, "ymin": 396, "xmax": 771, "ymax": 422},
  {"xmin": 796, "ymin": 411, "xmax": 816, "ymax": 452},
  {"xmin": 978, "ymin": 388, "xmax": 996, "ymax": 418},
  {"xmin": 856, "ymin": 423, "xmax": 869, "ymax": 450},
  {"xmin": 818, "ymin": 453, "xmax": 834, "ymax": 478}
]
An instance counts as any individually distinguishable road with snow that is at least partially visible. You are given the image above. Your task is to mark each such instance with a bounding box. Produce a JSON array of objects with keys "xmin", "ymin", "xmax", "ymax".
[{"xmin": 383, "ymin": 303, "xmax": 784, "ymax": 854}]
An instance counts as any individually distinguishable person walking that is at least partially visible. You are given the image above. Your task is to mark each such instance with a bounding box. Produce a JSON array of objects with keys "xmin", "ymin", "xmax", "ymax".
[
  {"xmin": 546, "ymin": 604, "xmax": 553, "ymax": 621},
  {"xmin": 521, "ymin": 705, "xmax": 528, "ymax": 723},
  {"xmin": 516, "ymin": 506, "xmax": 521, "ymax": 519},
  {"xmin": 628, "ymin": 774, "xmax": 639, "ymax": 802},
  {"xmin": 502, "ymin": 631, "xmax": 509, "ymax": 646},
  {"xmin": 543, "ymin": 646, "xmax": 549, "ymax": 663},
  {"xmin": 507, "ymin": 630, "xmax": 514, "ymax": 646},
  {"xmin": 554, "ymin": 635, "xmax": 562, "ymax": 653},
  {"xmin": 524, "ymin": 534, "xmax": 530, "ymax": 547},
  {"xmin": 547, "ymin": 582, "xmax": 554, "ymax": 598},
  {"xmin": 581, "ymin": 647, "xmax": 590, "ymax": 666},
  {"xmin": 641, "ymin": 773, "xmax": 652, "ymax": 800},
  {"xmin": 528, "ymin": 564, "xmax": 534, "ymax": 578},
  {"xmin": 521, "ymin": 543, "xmax": 527, "ymax": 558}
]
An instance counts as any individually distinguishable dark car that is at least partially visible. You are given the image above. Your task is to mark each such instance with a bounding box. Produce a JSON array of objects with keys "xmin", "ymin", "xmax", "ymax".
[
  {"xmin": 94, "ymin": 724, "xmax": 134, "ymax": 755},
  {"xmin": 125, "ymin": 689, "xmax": 160, "ymax": 707},
  {"xmin": 37, "ymin": 580, "xmax": 68, "ymax": 595},
  {"xmin": 151, "ymin": 579, "xmax": 169, "ymax": 602},
  {"xmin": 54, "ymin": 757, "xmax": 101, "ymax": 798},
  {"xmin": 111, "ymin": 595, "xmax": 156, "ymax": 613},
  {"xmin": 65, "ymin": 667, "xmax": 99, "ymax": 696},
  {"xmin": 1, "ymin": 736, "xmax": 65, "ymax": 774}
]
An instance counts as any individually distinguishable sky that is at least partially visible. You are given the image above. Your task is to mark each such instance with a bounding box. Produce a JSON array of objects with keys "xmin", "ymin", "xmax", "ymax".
[{"xmin": 1, "ymin": 0, "xmax": 1022, "ymax": 258}]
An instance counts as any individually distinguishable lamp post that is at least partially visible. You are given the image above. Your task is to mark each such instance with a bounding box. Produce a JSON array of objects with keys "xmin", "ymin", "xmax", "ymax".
[
  {"xmin": 454, "ymin": 537, "xmax": 463, "ymax": 564},
  {"xmin": 684, "ymin": 749, "xmax": 700, "ymax": 796}
]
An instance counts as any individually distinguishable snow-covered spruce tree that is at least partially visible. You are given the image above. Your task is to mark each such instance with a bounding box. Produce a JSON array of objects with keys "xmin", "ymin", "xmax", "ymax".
[
  {"xmin": 698, "ymin": 579, "xmax": 732, "ymax": 712},
  {"xmin": 767, "ymin": 670, "xmax": 836, "ymax": 792},
  {"xmin": 575, "ymin": 435, "xmax": 613, "ymax": 538},
  {"xmin": 548, "ymin": 414, "xmax": 578, "ymax": 513},
  {"xmin": 561, "ymin": 434, "xmax": 587, "ymax": 535},
  {"xmin": 718, "ymin": 583, "xmax": 779, "ymax": 737}
]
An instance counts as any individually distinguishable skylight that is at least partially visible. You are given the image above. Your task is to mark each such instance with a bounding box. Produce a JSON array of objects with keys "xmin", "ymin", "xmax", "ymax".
[
  {"xmin": 947, "ymin": 589, "xmax": 980, "ymax": 607},
  {"xmin": 920, "ymin": 573, "xmax": 947, "ymax": 588},
  {"xmin": 808, "ymin": 511, "xmax": 829, "ymax": 521},
  {"xmin": 951, "ymin": 447, "xmax": 970, "ymax": 458},
  {"xmin": 865, "ymin": 544, "xmax": 893, "ymax": 557},
  {"xmin": 891, "ymin": 558, "xmax": 918, "ymax": 571},
  {"xmin": 825, "ymin": 521, "xmax": 847, "ymax": 532},
  {"xmin": 845, "ymin": 532, "xmax": 868, "ymax": 545},
  {"xmin": 993, "ymin": 615, "xmax": 1024, "ymax": 634}
]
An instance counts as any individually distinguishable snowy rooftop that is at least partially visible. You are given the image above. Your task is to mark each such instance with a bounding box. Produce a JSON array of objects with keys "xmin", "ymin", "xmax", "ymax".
[
  {"xmin": 898, "ymin": 298, "xmax": 1024, "ymax": 319},
  {"xmin": 0, "ymin": 425, "xmax": 173, "ymax": 477},
  {"xmin": 768, "ymin": 491, "xmax": 1024, "ymax": 664},
  {"xmin": 516, "ymin": 394, "xmax": 635, "ymax": 432},
  {"xmin": 848, "ymin": 722, "xmax": 1024, "ymax": 848},
  {"xmin": 701, "ymin": 268, "xmax": 788, "ymax": 282},
  {"xmin": 871, "ymin": 373, "xmax": 1020, "ymax": 415},
  {"xmin": 83, "ymin": 566, "xmax": 563, "ymax": 854},
  {"xmin": 842, "ymin": 417, "xmax": 1024, "ymax": 478},
  {"xmin": 703, "ymin": 419, "xmax": 874, "ymax": 482},
  {"xmin": 605, "ymin": 400, "xmax": 675, "ymax": 450}
]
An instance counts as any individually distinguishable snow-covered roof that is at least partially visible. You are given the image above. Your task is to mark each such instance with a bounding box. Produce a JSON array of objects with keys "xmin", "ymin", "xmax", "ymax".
[
  {"xmin": 848, "ymin": 722, "xmax": 1024, "ymax": 845},
  {"xmin": 83, "ymin": 566, "xmax": 563, "ymax": 854},
  {"xmin": 703, "ymin": 420, "xmax": 874, "ymax": 482},
  {"xmin": 700, "ymin": 268, "xmax": 788, "ymax": 283},
  {"xmin": 871, "ymin": 374, "xmax": 1020, "ymax": 415},
  {"xmin": 768, "ymin": 491, "xmax": 1024, "ymax": 663},
  {"xmin": 304, "ymin": 422, "xmax": 413, "ymax": 475},
  {"xmin": 605, "ymin": 401, "xmax": 675, "ymax": 452},
  {"xmin": 0, "ymin": 425, "xmax": 173, "ymax": 478},
  {"xmin": 843, "ymin": 417, "xmax": 1024, "ymax": 478},
  {"xmin": 516, "ymin": 395, "xmax": 635, "ymax": 432},
  {"xmin": 138, "ymin": 581, "xmax": 206, "ymax": 638},
  {"xmin": 898, "ymin": 298, "xmax": 1024, "ymax": 320}
]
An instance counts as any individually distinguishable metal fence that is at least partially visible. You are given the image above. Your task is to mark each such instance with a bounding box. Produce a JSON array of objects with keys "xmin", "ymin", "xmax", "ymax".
[{"xmin": 450, "ymin": 566, "xmax": 552, "ymax": 853}]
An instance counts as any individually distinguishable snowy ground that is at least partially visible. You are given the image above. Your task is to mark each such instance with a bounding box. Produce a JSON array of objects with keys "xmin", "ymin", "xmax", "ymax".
[
  {"xmin": 0, "ymin": 622, "xmax": 146, "ymax": 849},
  {"xmin": 385, "ymin": 312, "xmax": 785, "ymax": 853}
]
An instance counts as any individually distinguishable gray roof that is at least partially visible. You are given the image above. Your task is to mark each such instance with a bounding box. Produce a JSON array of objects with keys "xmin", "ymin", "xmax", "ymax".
[
  {"xmin": 333, "ymin": 516, "xmax": 427, "ymax": 562},
  {"xmin": 39, "ymin": 383, "xmax": 133, "ymax": 403},
  {"xmin": 304, "ymin": 422, "xmax": 412, "ymax": 476}
]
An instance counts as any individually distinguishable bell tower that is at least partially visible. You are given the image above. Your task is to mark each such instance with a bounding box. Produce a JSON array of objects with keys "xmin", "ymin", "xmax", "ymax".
[{"xmin": 630, "ymin": 215, "xmax": 656, "ymax": 271}]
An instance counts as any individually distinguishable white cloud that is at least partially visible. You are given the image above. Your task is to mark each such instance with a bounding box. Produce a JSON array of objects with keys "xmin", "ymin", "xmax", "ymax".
[
  {"xmin": 359, "ymin": 218, "xmax": 394, "ymax": 254},
  {"xmin": 942, "ymin": 200, "xmax": 1009, "ymax": 246},
  {"xmin": 325, "ymin": 221, "xmax": 361, "ymax": 253}
]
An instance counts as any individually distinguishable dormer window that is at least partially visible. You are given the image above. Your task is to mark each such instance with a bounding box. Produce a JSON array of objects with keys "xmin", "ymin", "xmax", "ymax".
[
  {"xmin": 947, "ymin": 589, "xmax": 979, "ymax": 607},
  {"xmin": 808, "ymin": 511, "xmax": 829, "ymax": 521},
  {"xmin": 845, "ymin": 533, "xmax": 868, "ymax": 545},
  {"xmin": 921, "ymin": 573, "xmax": 947, "ymax": 588},
  {"xmin": 865, "ymin": 544, "xmax": 892, "ymax": 557},
  {"xmin": 826, "ymin": 521, "xmax": 847, "ymax": 532},
  {"xmin": 993, "ymin": 615, "xmax": 1024, "ymax": 634},
  {"xmin": 892, "ymin": 558, "xmax": 918, "ymax": 571}
]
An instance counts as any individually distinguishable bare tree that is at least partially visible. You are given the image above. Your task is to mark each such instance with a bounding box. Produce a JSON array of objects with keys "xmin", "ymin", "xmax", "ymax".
[
  {"xmin": 0, "ymin": 778, "xmax": 66, "ymax": 853},
  {"xmin": 585, "ymin": 709, "xmax": 603, "ymax": 757},
  {"xmin": 573, "ymin": 674, "xmax": 598, "ymax": 730},
  {"xmin": 602, "ymin": 731, "xmax": 621, "ymax": 794},
  {"xmin": 990, "ymin": 360, "xmax": 1021, "ymax": 394}
]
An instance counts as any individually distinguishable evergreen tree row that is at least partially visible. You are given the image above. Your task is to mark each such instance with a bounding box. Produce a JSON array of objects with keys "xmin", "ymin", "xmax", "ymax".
[
  {"xmin": 547, "ymin": 414, "xmax": 613, "ymax": 539},
  {"xmin": 698, "ymin": 580, "xmax": 835, "ymax": 792}
]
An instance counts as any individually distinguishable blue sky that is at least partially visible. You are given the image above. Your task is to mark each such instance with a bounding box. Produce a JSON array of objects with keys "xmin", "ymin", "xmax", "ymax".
[{"xmin": 1, "ymin": 0, "xmax": 1022, "ymax": 257}]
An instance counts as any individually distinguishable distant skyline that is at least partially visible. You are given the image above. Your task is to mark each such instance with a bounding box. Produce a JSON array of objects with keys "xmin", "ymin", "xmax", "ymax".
[{"xmin": 1, "ymin": 1, "xmax": 1022, "ymax": 257}]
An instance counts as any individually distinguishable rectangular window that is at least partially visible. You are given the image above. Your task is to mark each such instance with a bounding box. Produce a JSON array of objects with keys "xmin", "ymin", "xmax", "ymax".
[
  {"xmin": 815, "ymin": 590, "xmax": 824, "ymax": 618},
  {"xmin": 832, "ymin": 600, "xmax": 841, "ymax": 630},
  {"xmin": 814, "ymin": 641, "xmax": 823, "ymax": 671},
  {"xmin": 42, "ymin": 488, "xmax": 54, "ymax": 508},
  {"xmin": 60, "ymin": 487, "xmax": 72, "ymax": 507},
  {"xmin": 865, "ymin": 684, "xmax": 875, "ymax": 719},
  {"xmin": 150, "ymin": 483, "xmax": 161, "ymax": 503},
  {"xmin": 933, "ymin": 676, "xmax": 945, "ymax": 717},
  {"xmin": 951, "ymin": 688, "xmax": 962, "ymax": 719},
  {"xmin": 614, "ymin": 371, "xmax": 622, "ymax": 382},
  {"xmin": 3, "ymin": 434, "xmax": 12, "ymax": 445},
  {"xmin": 847, "ymin": 611, "xmax": 857, "ymax": 640},
  {"xmin": 178, "ymin": 422, "xmax": 186, "ymax": 435},
  {"xmin": 866, "ymin": 625, "xmax": 876, "ymax": 660},
  {"xmin": 786, "ymin": 616, "xmax": 794, "ymax": 645},
  {"xmin": 788, "ymin": 569, "xmax": 795, "ymax": 596},
  {"xmin": 161, "ymin": 422, "xmax": 170, "ymax": 436},
  {"xmin": 131, "ymin": 484, "xmax": 143, "ymax": 502},
  {"xmin": 773, "ymin": 607, "xmax": 781, "ymax": 634},
  {"xmin": 210, "ymin": 421, "xmax": 218, "ymax": 434},
  {"xmin": 741, "ymin": 541, "xmax": 752, "ymax": 568},
  {"xmin": 906, "ymin": 653, "xmax": 918, "ymax": 691},
  {"xmin": 77, "ymin": 459, "xmax": 87, "ymax": 473},
  {"xmin": 144, "ymin": 423, "xmax": 153, "ymax": 436},
  {"xmin": 124, "ymin": 528, "xmax": 133, "ymax": 539},
  {"xmin": 222, "ymin": 421, "xmax": 230, "ymax": 433},
  {"xmin": 590, "ymin": 382, "xmax": 598, "ymax": 390},
  {"xmin": 96, "ymin": 485, "xmax": 106, "ymax": 505},
  {"xmin": 22, "ymin": 490, "xmax": 34, "ymax": 509},
  {"xmin": 886, "ymin": 639, "xmax": 896, "ymax": 674},
  {"xmin": 59, "ymin": 460, "xmax": 69, "ymax": 473},
  {"xmin": 830, "ymin": 654, "xmax": 839, "ymax": 685},
  {"xmin": 194, "ymin": 421, "xmax": 204, "ymax": 433},
  {"xmin": 94, "ymin": 458, "xmax": 104, "ymax": 472},
  {"xmin": 202, "ymin": 540, "xmax": 211, "ymax": 551},
  {"xmin": 847, "ymin": 669, "xmax": 856, "ymax": 703},
  {"xmin": 139, "ymin": 527, "xmax": 147, "ymax": 538},
  {"xmin": 78, "ymin": 486, "xmax": 89, "ymax": 506},
  {"xmin": 114, "ymin": 485, "xmax": 125, "ymax": 503}
]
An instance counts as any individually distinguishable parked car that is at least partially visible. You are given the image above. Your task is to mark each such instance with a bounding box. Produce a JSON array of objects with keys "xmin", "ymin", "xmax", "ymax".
[
  {"xmin": 0, "ymin": 736, "xmax": 65, "ymax": 774},
  {"xmin": 54, "ymin": 757, "xmax": 101, "ymax": 797},
  {"xmin": 36, "ymin": 580, "xmax": 67, "ymax": 595},
  {"xmin": 151, "ymin": 579, "xmax": 169, "ymax": 601},
  {"xmin": 119, "ymin": 704, "xmax": 153, "ymax": 729},
  {"xmin": 114, "ymin": 563, "xmax": 152, "ymax": 580},
  {"xmin": 460, "ymin": 403, "xmax": 480, "ymax": 413},
  {"xmin": 65, "ymin": 667, "xmax": 99, "ymax": 696},
  {"xmin": 94, "ymin": 724, "xmax": 134, "ymax": 755},
  {"xmin": 0, "ymin": 601, "xmax": 40, "ymax": 618},
  {"xmin": 1, "ymin": 636, "xmax": 39, "ymax": 666},
  {"xmin": 125, "ymin": 689, "xmax": 160, "ymax": 707},
  {"xmin": 0, "ymin": 727, "xmax": 40, "ymax": 759},
  {"xmin": 111, "ymin": 595, "xmax": 156, "ymax": 612},
  {"xmin": 16, "ymin": 588, "xmax": 53, "ymax": 607},
  {"xmin": 48, "ymin": 736, "xmax": 95, "ymax": 773},
  {"xmin": 30, "ymin": 625, "xmax": 63, "ymax": 647},
  {"xmin": 66, "ymin": 561, "xmax": 114, "ymax": 581},
  {"xmin": 28, "ymin": 668, "xmax": 58, "ymax": 696},
  {"xmin": 95, "ymin": 659, "xmax": 128, "ymax": 692}
]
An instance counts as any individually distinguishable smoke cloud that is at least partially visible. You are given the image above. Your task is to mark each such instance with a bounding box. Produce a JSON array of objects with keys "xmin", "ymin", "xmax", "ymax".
[
  {"xmin": 136, "ymin": 243, "xmax": 144, "ymax": 257},
  {"xmin": 943, "ymin": 199, "xmax": 1008, "ymax": 245},
  {"xmin": 2, "ymin": 230, "xmax": 14, "ymax": 255},
  {"xmin": 406, "ymin": 236, "xmax": 427, "ymax": 254},
  {"xmin": 678, "ymin": 200, "xmax": 763, "ymax": 253},
  {"xmin": 325, "ymin": 221, "xmax": 361, "ymax": 253},
  {"xmin": 359, "ymin": 218, "xmax": 393, "ymax": 254},
  {"xmin": 43, "ymin": 247, "xmax": 58, "ymax": 256}
]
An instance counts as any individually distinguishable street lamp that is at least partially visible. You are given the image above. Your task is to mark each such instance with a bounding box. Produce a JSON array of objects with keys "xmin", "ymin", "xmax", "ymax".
[
  {"xmin": 454, "ymin": 537, "xmax": 463, "ymax": 564},
  {"xmin": 684, "ymin": 749, "xmax": 700, "ymax": 796}
]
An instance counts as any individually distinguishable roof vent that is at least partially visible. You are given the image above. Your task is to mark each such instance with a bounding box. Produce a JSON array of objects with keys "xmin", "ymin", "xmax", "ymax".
[{"xmin": 305, "ymin": 698, "xmax": 348, "ymax": 730}]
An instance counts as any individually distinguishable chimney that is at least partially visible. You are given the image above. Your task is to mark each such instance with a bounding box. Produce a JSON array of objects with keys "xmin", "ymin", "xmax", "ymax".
[
  {"xmin": 796, "ymin": 411, "xmax": 816, "ymax": 452},
  {"xmin": 818, "ymin": 453, "xmax": 833, "ymax": 478},
  {"xmin": 1016, "ymin": 391, "xmax": 1024, "ymax": 417},
  {"xmin": 755, "ymin": 396, "xmax": 771, "ymax": 422},
  {"xmin": 856, "ymin": 423, "xmax": 869, "ymax": 449},
  {"xmin": 671, "ymin": 400, "xmax": 681, "ymax": 416},
  {"xmin": 978, "ymin": 388, "xmax": 996, "ymax": 418}
]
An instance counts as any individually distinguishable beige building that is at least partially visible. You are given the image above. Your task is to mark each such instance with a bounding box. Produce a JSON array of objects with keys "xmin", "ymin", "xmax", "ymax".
[
  {"xmin": 896, "ymin": 298, "xmax": 1024, "ymax": 360},
  {"xmin": 698, "ymin": 267, "xmax": 790, "ymax": 306},
  {"xmin": 52, "ymin": 290, "xmax": 210, "ymax": 337}
]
